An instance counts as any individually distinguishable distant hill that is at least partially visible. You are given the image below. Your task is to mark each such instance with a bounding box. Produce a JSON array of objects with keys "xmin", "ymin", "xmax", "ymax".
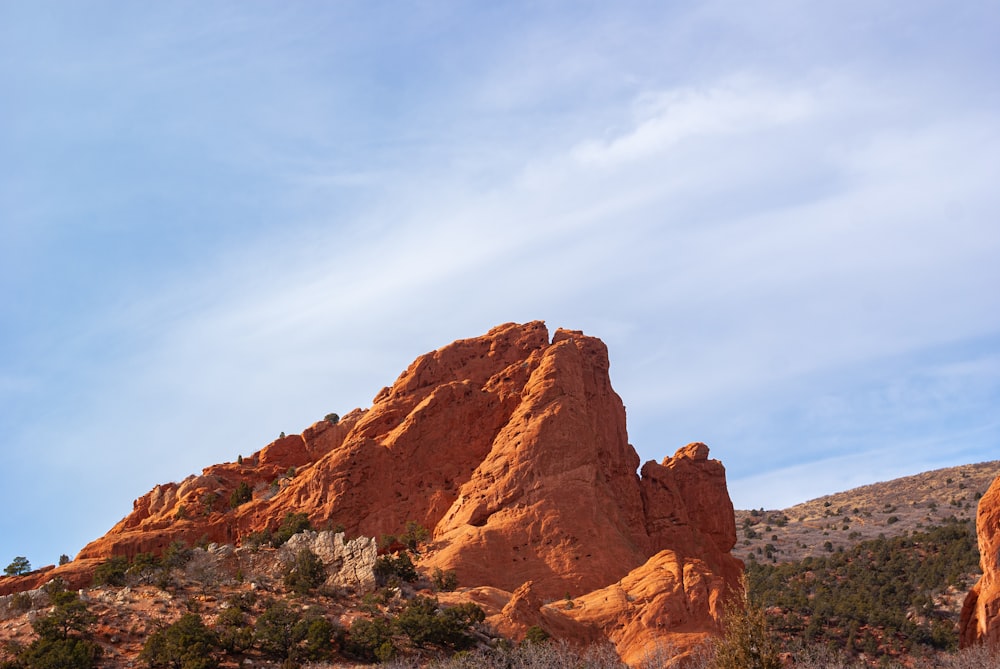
[{"xmin": 733, "ymin": 460, "xmax": 1000, "ymax": 563}]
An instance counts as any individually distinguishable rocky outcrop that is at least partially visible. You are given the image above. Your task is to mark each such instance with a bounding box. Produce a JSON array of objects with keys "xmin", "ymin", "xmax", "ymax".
[
  {"xmin": 960, "ymin": 474, "xmax": 1000, "ymax": 648},
  {"xmin": 280, "ymin": 531, "xmax": 377, "ymax": 591},
  {"xmin": 16, "ymin": 321, "xmax": 740, "ymax": 663}
]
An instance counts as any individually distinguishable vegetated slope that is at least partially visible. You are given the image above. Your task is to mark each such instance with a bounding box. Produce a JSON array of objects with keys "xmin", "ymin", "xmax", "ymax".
[
  {"xmin": 733, "ymin": 461, "xmax": 1000, "ymax": 564},
  {"xmin": 748, "ymin": 517, "xmax": 980, "ymax": 664}
]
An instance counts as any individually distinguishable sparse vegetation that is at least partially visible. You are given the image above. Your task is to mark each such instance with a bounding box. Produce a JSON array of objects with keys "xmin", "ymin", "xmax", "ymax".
[
  {"xmin": 283, "ymin": 547, "xmax": 327, "ymax": 594},
  {"xmin": 432, "ymin": 567, "xmax": 459, "ymax": 591},
  {"xmin": 374, "ymin": 552, "xmax": 418, "ymax": 585},
  {"xmin": 254, "ymin": 599, "xmax": 335, "ymax": 662},
  {"xmin": 140, "ymin": 613, "xmax": 219, "ymax": 669},
  {"xmin": 228, "ymin": 480, "xmax": 252, "ymax": 509},
  {"xmin": 712, "ymin": 576, "xmax": 781, "ymax": 669},
  {"xmin": 274, "ymin": 512, "xmax": 312, "ymax": 546},
  {"xmin": 92, "ymin": 555, "xmax": 130, "ymax": 586},
  {"xmin": 748, "ymin": 518, "xmax": 980, "ymax": 661},
  {"xmin": 4, "ymin": 580, "xmax": 102, "ymax": 669}
]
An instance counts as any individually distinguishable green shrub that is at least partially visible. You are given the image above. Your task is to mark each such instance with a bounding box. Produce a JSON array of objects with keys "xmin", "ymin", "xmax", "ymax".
[
  {"xmin": 12, "ymin": 581, "xmax": 102, "ymax": 669},
  {"xmin": 344, "ymin": 617, "xmax": 394, "ymax": 662},
  {"xmin": 273, "ymin": 512, "xmax": 312, "ymax": 546},
  {"xmin": 524, "ymin": 625, "xmax": 550, "ymax": 644},
  {"xmin": 92, "ymin": 556, "xmax": 129, "ymax": 586},
  {"xmin": 254, "ymin": 600, "xmax": 335, "ymax": 662},
  {"xmin": 15, "ymin": 636, "xmax": 103, "ymax": 669},
  {"xmin": 712, "ymin": 577, "xmax": 781, "ymax": 669},
  {"xmin": 215, "ymin": 607, "xmax": 253, "ymax": 654},
  {"xmin": 299, "ymin": 617, "xmax": 336, "ymax": 661},
  {"xmin": 283, "ymin": 548, "xmax": 326, "ymax": 594},
  {"xmin": 161, "ymin": 541, "xmax": 193, "ymax": 570},
  {"xmin": 324, "ymin": 413, "xmax": 340, "ymax": 425},
  {"xmin": 374, "ymin": 552, "xmax": 418, "ymax": 585},
  {"xmin": 400, "ymin": 521, "xmax": 430, "ymax": 551},
  {"xmin": 432, "ymin": 567, "xmax": 459, "ymax": 592},
  {"xmin": 747, "ymin": 518, "xmax": 979, "ymax": 661},
  {"xmin": 254, "ymin": 601, "xmax": 301, "ymax": 659},
  {"xmin": 394, "ymin": 597, "xmax": 484, "ymax": 650},
  {"xmin": 244, "ymin": 529, "xmax": 274, "ymax": 550},
  {"xmin": 228, "ymin": 481, "xmax": 252, "ymax": 509},
  {"xmin": 140, "ymin": 613, "xmax": 219, "ymax": 669},
  {"xmin": 200, "ymin": 492, "xmax": 218, "ymax": 516}
]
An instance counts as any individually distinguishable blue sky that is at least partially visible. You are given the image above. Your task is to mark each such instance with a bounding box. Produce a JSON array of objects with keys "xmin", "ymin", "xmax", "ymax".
[{"xmin": 2, "ymin": 1, "xmax": 999, "ymax": 568}]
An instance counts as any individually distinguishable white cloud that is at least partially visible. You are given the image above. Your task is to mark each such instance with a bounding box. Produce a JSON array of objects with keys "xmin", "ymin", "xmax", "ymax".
[{"xmin": 571, "ymin": 77, "xmax": 816, "ymax": 169}]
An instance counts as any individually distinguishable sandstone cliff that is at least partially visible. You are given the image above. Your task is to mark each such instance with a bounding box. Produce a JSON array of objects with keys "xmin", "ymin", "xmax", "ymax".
[
  {"xmin": 8, "ymin": 321, "xmax": 742, "ymax": 662},
  {"xmin": 960, "ymin": 474, "xmax": 1000, "ymax": 648}
]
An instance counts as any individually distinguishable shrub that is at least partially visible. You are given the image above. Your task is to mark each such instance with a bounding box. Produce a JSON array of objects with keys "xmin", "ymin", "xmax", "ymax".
[
  {"xmin": 14, "ymin": 636, "xmax": 103, "ymax": 669},
  {"xmin": 215, "ymin": 607, "xmax": 253, "ymax": 654},
  {"xmin": 228, "ymin": 481, "xmax": 252, "ymax": 509},
  {"xmin": 273, "ymin": 512, "xmax": 312, "ymax": 546},
  {"xmin": 325, "ymin": 413, "xmax": 340, "ymax": 425},
  {"xmin": 432, "ymin": 567, "xmax": 459, "ymax": 592},
  {"xmin": 524, "ymin": 625, "xmax": 550, "ymax": 644},
  {"xmin": 140, "ymin": 613, "xmax": 219, "ymax": 669},
  {"xmin": 400, "ymin": 521, "xmax": 430, "ymax": 551},
  {"xmin": 374, "ymin": 552, "xmax": 418, "ymax": 585},
  {"xmin": 299, "ymin": 617, "xmax": 336, "ymax": 661},
  {"xmin": 254, "ymin": 601, "xmax": 301, "ymax": 659},
  {"xmin": 345, "ymin": 617, "xmax": 395, "ymax": 662},
  {"xmin": 4, "ymin": 556, "xmax": 31, "ymax": 576},
  {"xmin": 393, "ymin": 597, "xmax": 484, "ymax": 650},
  {"xmin": 244, "ymin": 529, "xmax": 274, "ymax": 550},
  {"xmin": 200, "ymin": 492, "xmax": 219, "ymax": 516},
  {"xmin": 92, "ymin": 556, "xmax": 129, "ymax": 586},
  {"xmin": 12, "ymin": 581, "xmax": 102, "ymax": 669},
  {"xmin": 253, "ymin": 599, "xmax": 338, "ymax": 663},
  {"xmin": 394, "ymin": 596, "xmax": 441, "ymax": 647},
  {"xmin": 283, "ymin": 548, "xmax": 326, "ymax": 594},
  {"xmin": 10, "ymin": 592, "xmax": 32, "ymax": 612},
  {"xmin": 161, "ymin": 541, "xmax": 193, "ymax": 570},
  {"xmin": 712, "ymin": 577, "xmax": 781, "ymax": 669}
]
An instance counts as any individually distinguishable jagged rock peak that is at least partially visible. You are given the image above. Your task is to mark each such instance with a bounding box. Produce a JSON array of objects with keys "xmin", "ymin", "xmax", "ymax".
[{"xmin": 7, "ymin": 322, "xmax": 742, "ymax": 663}]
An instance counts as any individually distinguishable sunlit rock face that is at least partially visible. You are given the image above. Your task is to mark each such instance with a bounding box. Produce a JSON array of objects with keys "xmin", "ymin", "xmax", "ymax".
[{"xmin": 960, "ymin": 475, "xmax": 1000, "ymax": 648}]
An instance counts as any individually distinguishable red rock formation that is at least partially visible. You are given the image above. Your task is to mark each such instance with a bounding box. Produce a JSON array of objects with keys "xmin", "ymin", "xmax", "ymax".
[
  {"xmin": 13, "ymin": 321, "xmax": 740, "ymax": 662},
  {"xmin": 960, "ymin": 474, "xmax": 1000, "ymax": 648}
]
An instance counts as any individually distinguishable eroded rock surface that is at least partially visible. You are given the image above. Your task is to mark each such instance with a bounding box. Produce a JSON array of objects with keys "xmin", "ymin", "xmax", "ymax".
[{"xmin": 960, "ymin": 474, "xmax": 1000, "ymax": 648}]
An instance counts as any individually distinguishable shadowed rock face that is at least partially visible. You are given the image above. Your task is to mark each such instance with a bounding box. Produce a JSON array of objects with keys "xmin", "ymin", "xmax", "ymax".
[
  {"xmin": 960, "ymin": 475, "xmax": 1000, "ymax": 648},
  {"xmin": 10, "ymin": 321, "xmax": 742, "ymax": 662}
]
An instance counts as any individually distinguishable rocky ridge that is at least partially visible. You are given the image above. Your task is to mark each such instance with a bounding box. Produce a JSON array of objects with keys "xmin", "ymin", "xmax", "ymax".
[{"xmin": 0, "ymin": 321, "xmax": 742, "ymax": 664}]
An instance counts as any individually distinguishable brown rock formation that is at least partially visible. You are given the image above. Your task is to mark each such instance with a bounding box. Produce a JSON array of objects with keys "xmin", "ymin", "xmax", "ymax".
[
  {"xmin": 12, "ymin": 321, "xmax": 741, "ymax": 662},
  {"xmin": 960, "ymin": 474, "xmax": 1000, "ymax": 648}
]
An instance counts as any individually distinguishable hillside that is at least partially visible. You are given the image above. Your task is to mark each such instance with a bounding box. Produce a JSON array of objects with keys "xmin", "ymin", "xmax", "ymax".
[{"xmin": 733, "ymin": 460, "xmax": 1000, "ymax": 563}]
